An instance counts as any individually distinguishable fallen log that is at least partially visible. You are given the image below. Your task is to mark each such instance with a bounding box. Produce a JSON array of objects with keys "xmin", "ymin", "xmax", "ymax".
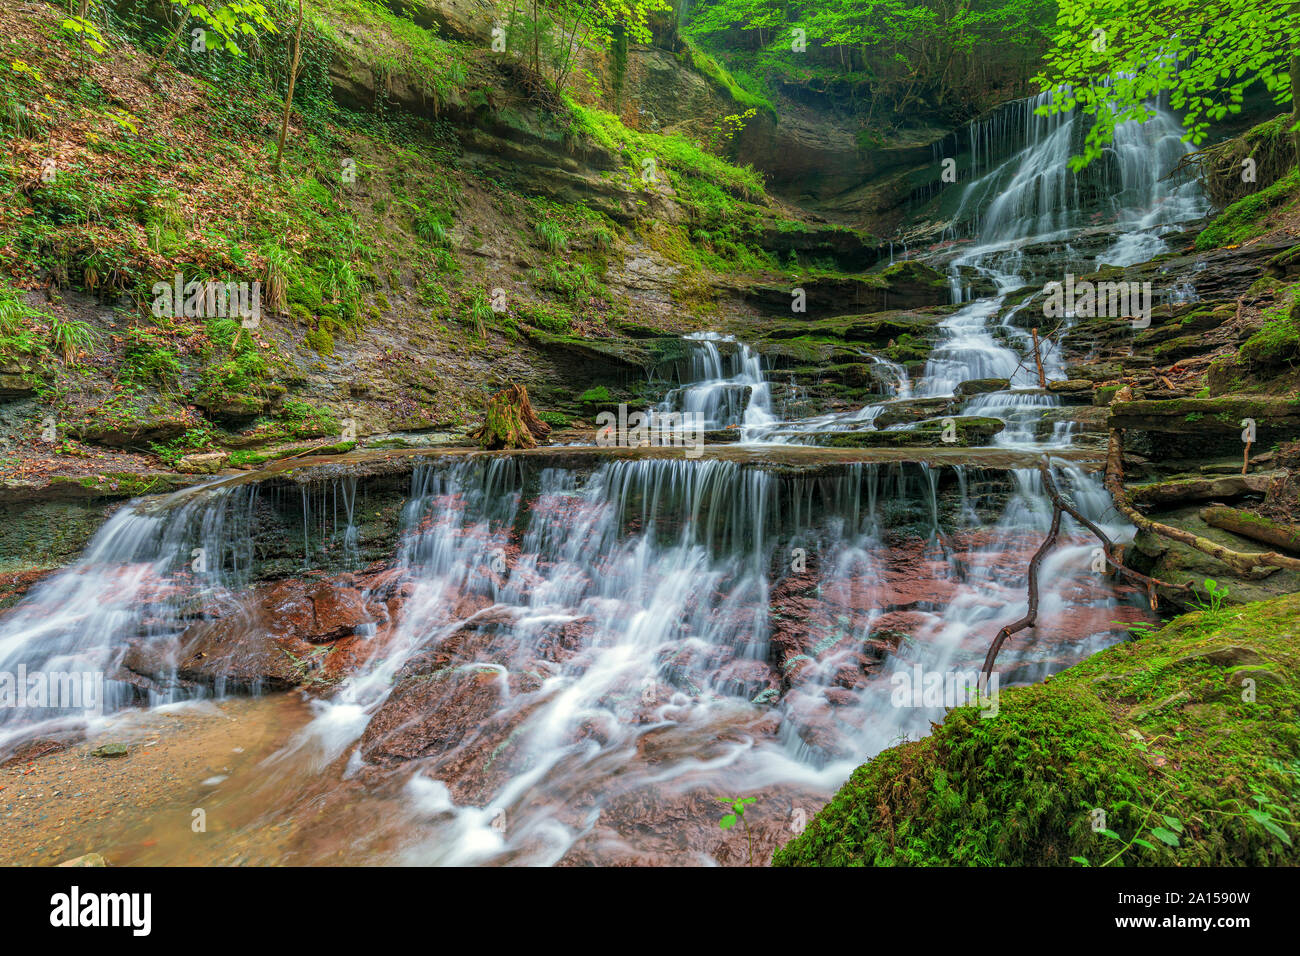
[
  {"xmin": 1128, "ymin": 473, "xmax": 1276, "ymax": 507},
  {"xmin": 1200, "ymin": 505, "xmax": 1300, "ymax": 554},
  {"xmin": 1106, "ymin": 430, "xmax": 1300, "ymax": 574},
  {"xmin": 469, "ymin": 383, "xmax": 551, "ymax": 450}
]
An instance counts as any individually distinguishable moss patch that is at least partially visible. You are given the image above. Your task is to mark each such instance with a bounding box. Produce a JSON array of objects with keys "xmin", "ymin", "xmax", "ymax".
[{"xmin": 775, "ymin": 593, "xmax": 1300, "ymax": 866}]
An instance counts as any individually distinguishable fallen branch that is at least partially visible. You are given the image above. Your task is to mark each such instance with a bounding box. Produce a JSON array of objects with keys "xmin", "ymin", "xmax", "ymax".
[
  {"xmin": 1105, "ymin": 430, "xmax": 1300, "ymax": 574},
  {"xmin": 1038, "ymin": 463, "xmax": 1184, "ymax": 609},
  {"xmin": 979, "ymin": 459, "xmax": 1183, "ymax": 690},
  {"xmin": 979, "ymin": 487, "xmax": 1060, "ymax": 693}
]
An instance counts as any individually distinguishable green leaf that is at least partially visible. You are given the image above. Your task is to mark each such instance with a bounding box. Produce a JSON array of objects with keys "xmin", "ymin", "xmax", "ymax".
[
  {"xmin": 1098, "ymin": 828, "xmax": 1122, "ymax": 840},
  {"xmin": 719, "ymin": 814, "xmax": 736, "ymax": 830},
  {"xmin": 1070, "ymin": 856, "xmax": 1091, "ymax": 866},
  {"xmin": 1161, "ymin": 815, "xmax": 1183, "ymax": 832},
  {"xmin": 1150, "ymin": 827, "xmax": 1181, "ymax": 847}
]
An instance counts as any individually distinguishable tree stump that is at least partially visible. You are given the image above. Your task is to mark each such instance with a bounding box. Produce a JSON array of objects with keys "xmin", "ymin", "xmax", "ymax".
[{"xmin": 469, "ymin": 383, "xmax": 551, "ymax": 449}]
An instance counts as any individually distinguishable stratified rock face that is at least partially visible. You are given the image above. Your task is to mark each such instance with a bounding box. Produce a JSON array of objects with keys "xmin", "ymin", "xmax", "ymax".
[{"xmin": 1110, "ymin": 397, "xmax": 1300, "ymax": 461}]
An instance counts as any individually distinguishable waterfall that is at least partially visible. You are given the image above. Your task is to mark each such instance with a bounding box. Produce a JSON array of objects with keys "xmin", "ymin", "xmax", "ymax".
[
  {"xmin": 262, "ymin": 455, "xmax": 1134, "ymax": 864},
  {"xmin": 0, "ymin": 481, "xmax": 257, "ymax": 749}
]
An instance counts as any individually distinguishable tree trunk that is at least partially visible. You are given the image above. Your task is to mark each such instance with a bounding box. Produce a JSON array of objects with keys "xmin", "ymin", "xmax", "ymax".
[
  {"xmin": 470, "ymin": 384, "xmax": 551, "ymax": 449},
  {"xmin": 274, "ymin": 0, "xmax": 305, "ymax": 173}
]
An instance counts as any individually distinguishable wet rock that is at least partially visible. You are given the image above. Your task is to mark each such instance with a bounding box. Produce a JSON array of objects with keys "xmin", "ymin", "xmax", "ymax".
[
  {"xmin": 176, "ymin": 452, "xmax": 230, "ymax": 475},
  {"xmin": 306, "ymin": 585, "xmax": 372, "ymax": 642},
  {"xmin": 801, "ymin": 416, "xmax": 1004, "ymax": 448},
  {"xmin": 1110, "ymin": 397, "xmax": 1300, "ymax": 463},
  {"xmin": 872, "ymin": 396, "xmax": 955, "ymax": 427},
  {"xmin": 361, "ymin": 667, "xmax": 507, "ymax": 765},
  {"xmin": 954, "ymin": 377, "xmax": 1009, "ymax": 399},
  {"xmin": 57, "ymin": 853, "xmax": 107, "ymax": 867},
  {"xmin": 92, "ymin": 743, "xmax": 129, "ymax": 757},
  {"xmin": 1046, "ymin": 379, "xmax": 1095, "ymax": 405}
]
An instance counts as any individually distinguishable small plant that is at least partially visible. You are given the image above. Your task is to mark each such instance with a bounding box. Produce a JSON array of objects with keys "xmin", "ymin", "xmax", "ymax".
[
  {"xmin": 716, "ymin": 795, "xmax": 757, "ymax": 865},
  {"xmin": 1071, "ymin": 802, "xmax": 1183, "ymax": 867},
  {"xmin": 415, "ymin": 208, "xmax": 453, "ymax": 247},
  {"xmin": 49, "ymin": 316, "xmax": 98, "ymax": 365},
  {"xmin": 1191, "ymin": 578, "xmax": 1232, "ymax": 626},
  {"xmin": 534, "ymin": 220, "xmax": 569, "ymax": 253},
  {"xmin": 462, "ymin": 290, "xmax": 495, "ymax": 339},
  {"xmin": 1113, "ymin": 618, "xmax": 1159, "ymax": 640}
]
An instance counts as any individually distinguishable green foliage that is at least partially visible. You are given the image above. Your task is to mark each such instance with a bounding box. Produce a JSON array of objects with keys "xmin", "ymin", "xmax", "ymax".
[
  {"xmin": 531, "ymin": 261, "xmax": 606, "ymax": 305},
  {"xmin": 305, "ymin": 326, "xmax": 335, "ymax": 355},
  {"xmin": 149, "ymin": 425, "xmax": 219, "ymax": 466},
  {"xmin": 503, "ymin": 0, "xmax": 672, "ymax": 96},
  {"xmin": 1190, "ymin": 578, "xmax": 1233, "ymax": 628},
  {"xmin": 461, "ymin": 289, "xmax": 499, "ymax": 338},
  {"xmin": 414, "ymin": 207, "xmax": 453, "ymax": 246},
  {"xmin": 518, "ymin": 301, "xmax": 574, "ymax": 333},
  {"xmin": 534, "ymin": 219, "xmax": 569, "ymax": 254},
  {"xmin": 685, "ymin": 0, "xmax": 1053, "ymax": 131},
  {"xmin": 121, "ymin": 327, "xmax": 183, "ymax": 387},
  {"xmin": 578, "ymin": 385, "xmax": 611, "ymax": 403},
  {"xmin": 278, "ymin": 399, "xmax": 339, "ymax": 437},
  {"xmin": 1037, "ymin": 0, "xmax": 1297, "ymax": 170},
  {"xmin": 0, "ymin": 284, "xmax": 49, "ymax": 359},
  {"xmin": 775, "ymin": 592, "xmax": 1300, "ymax": 867},
  {"xmin": 536, "ymin": 410, "xmax": 570, "ymax": 427},
  {"xmin": 680, "ymin": 40, "xmax": 774, "ymax": 118}
]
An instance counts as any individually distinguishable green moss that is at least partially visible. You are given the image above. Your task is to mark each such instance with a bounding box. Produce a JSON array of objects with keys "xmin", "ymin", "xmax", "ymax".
[
  {"xmin": 305, "ymin": 327, "xmax": 335, "ymax": 356},
  {"xmin": 678, "ymin": 39, "xmax": 777, "ymax": 120},
  {"xmin": 1196, "ymin": 168, "xmax": 1300, "ymax": 251},
  {"xmin": 775, "ymin": 593, "xmax": 1300, "ymax": 866},
  {"xmin": 1240, "ymin": 284, "xmax": 1300, "ymax": 367}
]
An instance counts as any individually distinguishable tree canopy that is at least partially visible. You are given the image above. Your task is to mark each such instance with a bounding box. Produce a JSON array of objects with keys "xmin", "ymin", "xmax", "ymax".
[{"xmin": 1034, "ymin": 0, "xmax": 1298, "ymax": 169}]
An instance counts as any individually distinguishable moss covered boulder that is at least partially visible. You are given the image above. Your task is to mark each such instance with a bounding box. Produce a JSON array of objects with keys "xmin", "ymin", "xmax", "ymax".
[{"xmin": 774, "ymin": 593, "xmax": 1300, "ymax": 866}]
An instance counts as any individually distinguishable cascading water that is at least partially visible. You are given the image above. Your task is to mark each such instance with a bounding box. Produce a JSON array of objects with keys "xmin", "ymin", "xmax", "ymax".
[
  {"xmin": 281, "ymin": 454, "xmax": 1138, "ymax": 864},
  {"xmin": 0, "ymin": 482, "xmax": 257, "ymax": 750},
  {"xmin": 914, "ymin": 90, "xmax": 1208, "ymax": 446},
  {"xmin": 654, "ymin": 332, "xmax": 774, "ymax": 433}
]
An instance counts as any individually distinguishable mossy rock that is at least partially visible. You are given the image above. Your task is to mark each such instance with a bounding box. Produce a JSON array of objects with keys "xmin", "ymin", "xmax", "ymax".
[
  {"xmin": 775, "ymin": 592, "xmax": 1300, "ymax": 866},
  {"xmin": 953, "ymin": 378, "xmax": 1009, "ymax": 400}
]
